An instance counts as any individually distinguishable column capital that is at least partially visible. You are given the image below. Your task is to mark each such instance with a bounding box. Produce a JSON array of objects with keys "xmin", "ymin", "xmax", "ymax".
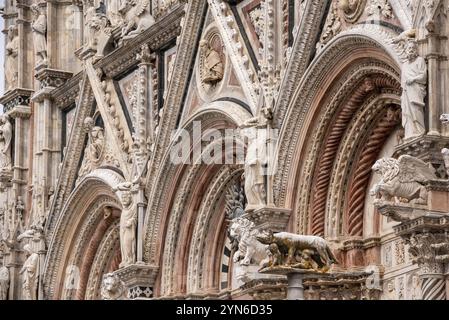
[
  {"xmin": 0, "ymin": 88, "xmax": 34, "ymax": 114},
  {"xmin": 241, "ymin": 206, "xmax": 291, "ymax": 232},
  {"xmin": 113, "ymin": 264, "xmax": 159, "ymax": 300}
]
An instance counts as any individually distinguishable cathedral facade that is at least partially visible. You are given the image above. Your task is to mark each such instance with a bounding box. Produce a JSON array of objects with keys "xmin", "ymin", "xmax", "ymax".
[{"xmin": 1, "ymin": 0, "xmax": 449, "ymax": 300}]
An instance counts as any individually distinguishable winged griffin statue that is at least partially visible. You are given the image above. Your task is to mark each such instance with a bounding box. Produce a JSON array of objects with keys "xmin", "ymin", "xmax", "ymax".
[
  {"xmin": 119, "ymin": 0, "xmax": 155, "ymax": 40},
  {"xmin": 370, "ymin": 155, "xmax": 437, "ymax": 204}
]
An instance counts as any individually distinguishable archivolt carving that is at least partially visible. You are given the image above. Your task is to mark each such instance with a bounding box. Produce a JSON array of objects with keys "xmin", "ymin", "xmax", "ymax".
[
  {"xmin": 326, "ymin": 98, "xmax": 400, "ymax": 238},
  {"xmin": 273, "ymin": 34, "xmax": 401, "ymax": 223},
  {"xmin": 144, "ymin": 104, "xmax": 252, "ymax": 266},
  {"xmin": 74, "ymin": 210, "xmax": 119, "ymax": 300},
  {"xmin": 43, "ymin": 169, "xmax": 124, "ymax": 299},
  {"xmin": 143, "ymin": 0, "xmax": 207, "ymax": 219},
  {"xmin": 186, "ymin": 166, "xmax": 243, "ymax": 293},
  {"xmin": 61, "ymin": 198, "xmax": 120, "ymax": 300},
  {"xmin": 310, "ymin": 78, "xmax": 378, "ymax": 236},
  {"xmin": 85, "ymin": 222, "xmax": 120, "ymax": 300},
  {"xmin": 291, "ymin": 65, "xmax": 399, "ymax": 236},
  {"xmin": 345, "ymin": 105, "xmax": 400, "ymax": 236},
  {"xmin": 159, "ymin": 144, "xmax": 244, "ymax": 295}
]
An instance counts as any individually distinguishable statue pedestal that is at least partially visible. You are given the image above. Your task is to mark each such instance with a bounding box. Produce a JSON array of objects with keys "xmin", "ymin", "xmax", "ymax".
[
  {"xmin": 393, "ymin": 135, "xmax": 449, "ymax": 179},
  {"xmin": 113, "ymin": 263, "xmax": 159, "ymax": 300},
  {"xmin": 376, "ymin": 203, "xmax": 449, "ymax": 300},
  {"xmin": 260, "ymin": 267, "xmax": 328, "ymax": 300},
  {"xmin": 0, "ymin": 88, "xmax": 34, "ymax": 114},
  {"xmin": 242, "ymin": 206, "xmax": 291, "ymax": 232}
]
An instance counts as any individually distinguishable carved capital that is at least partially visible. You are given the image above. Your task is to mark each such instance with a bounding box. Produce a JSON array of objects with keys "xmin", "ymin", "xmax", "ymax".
[
  {"xmin": 113, "ymin": 264, "xmax": 159, "ymax": 300},
  {"xmin": 0, "ymin": 88, "xmax": 34, "ymax": 114}
]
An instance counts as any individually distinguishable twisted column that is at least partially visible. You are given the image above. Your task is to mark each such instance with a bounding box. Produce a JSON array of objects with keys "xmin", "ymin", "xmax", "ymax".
[
  {"xmin": 421, "ymin": 276, "xmax": 446, "ymax": 300},
  {"xmin": 311, "ymin": 78, "xmax": 376, "ymax": 236},
  {"xmin": 407, "ymin": 232, "xmax": 449, "ymax": 300},
  {"xmin": 347, "ymin": 108, "xmax": 400, "ymax": 236}
]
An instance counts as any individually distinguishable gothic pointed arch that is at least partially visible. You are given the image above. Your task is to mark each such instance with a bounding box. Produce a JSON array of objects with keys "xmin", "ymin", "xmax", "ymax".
[
  {"xmin": 143, "ymin": 100, "xmax": 251, "ymax": 296},
  {"xmin": 42, "ymin": 169, "xmax": 125, "ymax": 299},
  {"xmin": 273, "ymin": 31, "xmax": 404, "ymax": 268}
]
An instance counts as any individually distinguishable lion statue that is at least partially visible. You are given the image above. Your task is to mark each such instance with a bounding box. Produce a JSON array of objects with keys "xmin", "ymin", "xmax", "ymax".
[
  {"xmin": 441, "ymin": 114, "xmax": 449, "ymax": 125},
  {"xmin": 119, "ymin": 0, "xmax": 155, "ymax": 40},
  {"xmin": 229, "ymin": 218, "xmax": 267, "ymax": 266},
  {"xmin": 101, "ymin": 273, "xmax": 126, "ymax": 300},
  {"xmin": 371, "ymin": 155, "xmax": 436, "ymax": 204}
]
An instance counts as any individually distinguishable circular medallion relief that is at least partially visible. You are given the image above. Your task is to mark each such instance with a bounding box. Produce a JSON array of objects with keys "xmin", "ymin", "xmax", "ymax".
[{"xmin": 198, "ymin": 30, "xmax": 226, "ymax": 96}]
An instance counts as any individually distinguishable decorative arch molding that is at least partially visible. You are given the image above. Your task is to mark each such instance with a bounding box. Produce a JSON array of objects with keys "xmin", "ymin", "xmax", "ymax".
[
  {"xmin": 326, "ymin": 95, "xmax": 401, "ymax": 238},
  {"xmin": 159, "ymin": 163, "xmax": 243, "ymax": 296},
  {"xmin": 186, "ymin": 166, "xmax": 243, "ymax": 294},
  {"xmin": 273, "ymin": 33, "xmax": 401, "ymax": 216},
  {"xmin": 307, "ymin": 78, "xmax": 400, "ymax": 237},
  {"xmin": 274, "ymin": 17, "xmax": 405, "ymax": 126},
  {"xmin": 143, "ymin": 102, "xmax": 252, "ymax": 268},
  {"xmin": 43, "ymin": 168, "xmax": 124, "ymax": 299},
  {"xmin": 84, "ymin": 221, "xmax": 120, "ymax": 300},
  {"xmin": 155, "ymin": 132, "xmax": 246, "ymax": 296}
]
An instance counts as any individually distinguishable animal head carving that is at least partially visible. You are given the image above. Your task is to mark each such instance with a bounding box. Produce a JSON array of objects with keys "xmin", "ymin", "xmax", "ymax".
[
  {"xmin": 372, "ymin": 158, "xmax": 400, "ymax": 182},
  {"xmin": 255, "ymin": 230, "xmax": 274, "ymax": 245},
  {"xmin": 441, "ymin": 114, "xmax": 449, "ymax": 125},
  {"xmin": 229, "ymin": 218, "xmax": 254, "ymax": 240}
]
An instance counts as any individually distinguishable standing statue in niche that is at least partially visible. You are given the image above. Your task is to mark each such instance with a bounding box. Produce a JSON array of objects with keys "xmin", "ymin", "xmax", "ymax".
[
  {"xmin": 17, "ymin": 223, "xmax": 45, "ymax": 300},
  {"xmin": 79, "ymin": 117, "xmax": 105, "ymax": 177},
  {"xmin": 31, "ymin": 4, "xmax": 48, "ymax": 67},
  {"xmin": 242, "ymin": 123, "xmax": 267, "ymax": 211},
  {"xmin": 0, "ymin": 115, "xmax": 13, "ymax": 174},
  {"xmin": 5, "ymin": 25, "xmax": 19, "ymax": 91},
  {"xmin": 20, "ymin": 244, "xmax": 39, "ymax": 300},
  {"xmin": 0, "ymin": 265, "xmax": 9, "ymax": 300},
  {"xmin": 200, "ymin": 40, "xmax": 224, "ymax": 85},
  {"xmin": 397, "ymin": 37, "xmax": 428, "ymax": 140},
  {"xmin": 115, "ymin": 183, "xmax": 137, "ymax": 268},
  {"xmin": 442, "ymin": 114, "xmax": 449, "ymax": 176}
]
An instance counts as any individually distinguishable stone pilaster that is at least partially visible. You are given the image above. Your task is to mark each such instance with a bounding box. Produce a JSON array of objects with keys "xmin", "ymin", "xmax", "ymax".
[
  {"xmin": 378, "ymin": 205, "xmax": 449, "ymax": 300},
  {"xmin": 31, "ymin": 68, "xmax": 72, "ymax": 225}
]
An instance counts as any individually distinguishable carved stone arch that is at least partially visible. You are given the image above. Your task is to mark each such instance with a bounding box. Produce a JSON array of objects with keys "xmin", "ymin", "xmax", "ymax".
[
  {"xmin": 143, "ymin": 102, "xmax": 251, "ymax": 296},
  {"xmin": 43, "ymin": 168, "xmax": 125, "ymax": 299},
  {"xmin": 273, "ymin": 32, "xmax": 402, "ymax": 219},
  {"xmin": 84, "ymin": 220, "xmax": 121, "ymax": 300},
  {"xmin": 325, "ymin": 95, "xmax": 401, "ymax": 239},
  {"xmin": 144, "ymin": 101, "xmax": 252, "ymax": 270},
  {"xmin": 186, "ymin": 164, "xmax": 243, "ymax": 294}
]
